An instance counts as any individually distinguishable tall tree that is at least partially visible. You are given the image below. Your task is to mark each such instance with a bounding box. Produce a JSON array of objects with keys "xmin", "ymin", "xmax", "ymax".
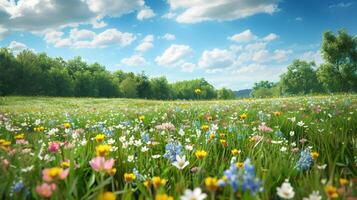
[{"xmin": 317, "ymin": 30, "xmax": 357, "ymax": 92}]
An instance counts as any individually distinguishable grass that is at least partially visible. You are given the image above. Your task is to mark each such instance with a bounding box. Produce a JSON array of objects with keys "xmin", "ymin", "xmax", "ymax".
[{"xmin": 0, "ymin": 95, "xmax": 356, "ymax": 200}]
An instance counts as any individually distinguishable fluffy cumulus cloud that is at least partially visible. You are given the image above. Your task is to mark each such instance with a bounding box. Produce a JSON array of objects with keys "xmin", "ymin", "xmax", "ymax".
[
  {"xmin": 301, "ymin": 50, "xmax": 323, "ymax": 64},
  {"xmin": 8, "ymin": 40, "xmax": 31, "ymax": 54},
  {"xmin": 87, "ymin": 0, "xmax": 144, "ymax": 17},
  {"xmin": 167, "ymin": 0, "xmax": 280, "ymax": 23},
  {"xmin": 198, "ymin": 48, "xmax": 235, "ymax": 72},
  {"xmin": 137, "ymin": 6, "xmax": 156, "ymax": 20},
  {"xmin": 44, "ymin": 28, "xmax": 136, "ymax": 48},
  {"xmin": 161, "ymin": 33, "xmax": 176, "ymax": 40},
  {"xmin": 121, "ymin": 54, "xmax": 147, "ymax": 67},
  {"xmin": 136, "ymin": 35, "xmax": 154, "ymax": 52},
  {"xmin": 155, "ymin": 44, "xmax": 193, "ymax": 66},
  {"xmin": 228, "ymin": 29, "xmax": 257, "ymax": 43}
]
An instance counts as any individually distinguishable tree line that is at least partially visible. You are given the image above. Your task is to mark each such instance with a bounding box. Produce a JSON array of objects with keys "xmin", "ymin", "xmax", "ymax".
[
  {"xmin": 251, "ymin": 29, "xmax": 357, "ymax": 98},
  {"xmin": 0, "ymin": 49, "xmax": 236, "ymax": 100}
]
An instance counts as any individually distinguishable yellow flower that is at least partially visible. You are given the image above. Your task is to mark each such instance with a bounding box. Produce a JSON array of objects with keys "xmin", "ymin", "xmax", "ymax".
[
  {"xmin": 231, "ymin": 149, "xmax": 240, "ymax": 156},
  {"xmin": 239, "ymin": 113, "xmax": 247, "ymax": 120},
  {"xmin": 236, "ymin": 162, "xmax": 244, "ymax": 168},
  {"xmin": 209, "ymin": 133, "xmax": 215, "ymax": 140},
  {"xmin": 220, "ymin": 139, "xmax": 227, "ymax": 147},
  {"xmin": 325, "ymin": 185, "xmax": 338, "ymax": 198},
  {"xmin": 48, "ymin": 167, "xmax": 63, "ymax": 179},
  {"xmin": 201, "ymin": 125, "xmax": 209, "ymax": 132},
  {"xmin": 64, "ymin": 123, "xmax": 71, "ymax": 129},
  {"xmin": 15, "ymin": 133, "xmax": 24, "ymax": 140},
  {"xmin": 195, "ymin": 88, "xmax": 202, "ymax": 95},
  {"xmin": 95, "ymin": 144, "xmax": 111, "ymax": 156},
  {"xmin": 339, "ymin": 178, "xmax": 348, "ymax": 186},
  {"xmin": 155, "ymin": 194, "xmax": 173, "ymax": 200},
  {"xmin": 34, "ymin": 126, "xmax": 45, "ymax": 132},
  {"xmin": 0, "ymin": 139, "xmax": 5, "ymax": 145},
  {"xmin": 310, "ymin": 151, "xmax": 319, "ymax": 160},
  {"xmin": 61, "ymin": 161, "xmax": 70, "ymax": 168},
  {"xmin": 219, "ymin": 133, "xmax": 225, "ymax": 138},
  {"xmin": 139, "ymin": 115, "xmax": 145, "ymax": 121},
  {"xmin": 98, "ymin": 192, "xmax": 116, "ymax": 200},
  {"xmin": 195, "ymin": 150, "xmax": 208, "ymax": 159},
  {"xmin": 124, "ymin": 173, "xmax": 136, "ymax": 183},
  {"xmin": 0, "ymin": 140, "xmax": 11, "ymax": 147},
  {"xmin": 109, "ymin": 168, "xmax": 116, "ymax": 176},
  {"xmin": 144, "ymin": 180, "xmax": 152, "ymax": 188},
  {"xmin": 204, "ymin": 177, "xmax": 218, "ymax": 191},
  {"xmin": 152, "ymin": 176, "xmax": 167, "ymax": 188},
  {"xmin": 274, "ymin": 111, "xmax": 281, "ymax": 117},
  {"xmin": 95, "ymin": 134, "xmax": 105, "ymax": 142}
]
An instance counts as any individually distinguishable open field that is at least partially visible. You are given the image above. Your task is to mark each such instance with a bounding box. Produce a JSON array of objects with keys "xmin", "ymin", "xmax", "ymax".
[{"xmin": 0, "ymin": 95, "xmax": 356, "ymax": 200}]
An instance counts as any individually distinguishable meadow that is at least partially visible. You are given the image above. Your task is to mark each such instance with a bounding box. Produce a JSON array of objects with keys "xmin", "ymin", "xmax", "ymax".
[{"xmin": 0, "ymin": 95, "xmax": 356, "ymax": 200}]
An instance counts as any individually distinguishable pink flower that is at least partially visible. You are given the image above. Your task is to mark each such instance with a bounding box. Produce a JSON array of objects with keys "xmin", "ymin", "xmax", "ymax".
[
  {"xmin": 42, "ymin": 167, "xmax": 69, "ymax": 182},
  {"xmin": 48, "ymin": 142, "xmax": 60, "ymax": 153},
  {"xmin": 2, "ymin": 158, "xmax": 9, "ymax": 169},
  {"xmin": 36, "ymin": 183, "xmax": 56, "ymax": 198},
  {"xmin": 258, "ymin": 123, "xmax": 273, "ymax": 133},
  {"xmin": 89, "ymin": 156, "xmax": 114, "ymax": 172}
]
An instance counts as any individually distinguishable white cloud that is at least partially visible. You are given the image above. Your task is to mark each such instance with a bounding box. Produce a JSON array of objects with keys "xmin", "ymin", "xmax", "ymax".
[
  {"xmin": 162, "ymin": 11, "xmax": 176, "ymax": 19},
  {"xmin": 135, "ymin": 34, "xmax": 154, "ymax": 52},
  {"xmin": 245, "ymin": 42, "xmax": 266, "ymax": 51},
  {"xmin": 272, "ymin": 49, "xmax": 292, "ymax": 61},
  {"xmin": 263, "ymin": 33, "xmax": 278, "ymax": 42},
  {"xmin": 0, "ymin": 26, "xmax": 8, "ymax": 40},
  {"xmin": 167, "ymin": 0, "xmax": 280, "ymax": 23},
  {"xmin": 181, "ymin": 62, "xmax": 196, "ymax": 72},
  {"xmin": 155, "ymin": 44, "xmax": 193, "ymax": 66},
  {"xmin": 228, "ymin": 29, "xmax": 257, "ymax": 43},
  {"xmin": 137, "ymin": 6, "xmax": 156, "ymax": 20},
  {"xmin": 44, "ymin": 28, "xmax": 136, "ymax": 48},
  {"xmin": 8, "ymin": 40, "xmax": 30, "ymax": 54},
  {"xmin": 86, "ymin": 0, "xmax": 144, "ymax": 17},
  {"xmin": 329, "ymin": 2, "xmax": 353, "ymax": 8},
  {"xmin": 162, "ymin": 33, "xmax": 176, "ymax": 40},
  {"xmin": 295, "ymin": 17, "xmax": 303, "ymax": 21},
  {"xmin": 121, "ymin": 54, "xmax": 147, "ymax": 66},
  {"xmin": 198, "ymin": 48, "xmax": 235, "ymax": 72},
  {"xmin": 301, "ymin": 50, "xmax": 323, "ymax": 64}
]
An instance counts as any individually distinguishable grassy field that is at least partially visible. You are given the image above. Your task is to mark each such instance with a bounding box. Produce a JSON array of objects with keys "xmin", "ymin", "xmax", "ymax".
[{"xmin": 0, "ymin": 95, "xmax": 356, "ymax": 200}]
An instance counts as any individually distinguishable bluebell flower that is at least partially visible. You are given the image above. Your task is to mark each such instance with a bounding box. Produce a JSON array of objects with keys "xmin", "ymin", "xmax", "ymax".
[
  {"xmin": 11, "ymin": 181, "xmax": 24, "ymax": 193},
  {"xmin": 296, "ymin": 149, "xmax": 313, "ymax": 170},
  {"xmin": 163, "ymin": 142, "xmax": 182, "ymax": 161},
  {"xmin": 141, "ymin": 133, "xmax": 150, "ymax": 144}
]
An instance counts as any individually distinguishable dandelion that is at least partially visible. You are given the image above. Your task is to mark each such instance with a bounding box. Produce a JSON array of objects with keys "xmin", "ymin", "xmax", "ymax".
[
  {"xmin": 139, "ymin": 115, "xmax": 145, "ymax": 121},
  {"xmin": 180, "ymin": 188, "xmax": 207, "ymax": 200},
  {"xmin": 201, "ymin": 125, "xmax": 209, "ymax": 132},
  {"xmin": 155, "ymin": 194, "xmax": 174, "ymax": 200},
  {"xmin": 98, "ymin": 191, "xmax": 116, "ymax": 200},
  {"xmin": 63, "ymin": 123, "xmax": 71, "ymax": 129},
  {"xmin": 152, "ymin": 176, "xmax": 167, "ymax": 188},
  {"xmin": 325, "ymin": 185, "xmax": 338, "ymax": 198},
  {"xmin": 15, "ymin": 133, "xmax": 24, "ymax": 140},
  {"xmin": 95, "ymin": 144, "xmax": 111, "ymax": 156},
  {"xmin": 124, "ymin": 173, "xmax": 136, "ymax": 183},
  {"xmin": 276, "ymin": 179, "xmax": 295, "ymax": 199},
  {"xmin": 240, "ymin": 113, "xmax": 247, "ymax": 120},
  {"xmin": 172, "ymin": 155, "xmax": 189, "ymax": 170},
  {"xmin": 204, "ymin": 177, "xmax": 218, "ymax": 191},
  {"xmin": 231, "ymin": 149, "xmax": 240, "ymax": 156},
  {"xmin": 89, "ymin": 156, "xmax": 115, "ymax": 173},
  {"xmin": 310, "ymin": 151, "xmax": 319, "ymax": 160},
  {"xmin": 36, "ymin": 183, "xmax": 56, "ymax": 198},
  {"xmin": 42, "ymin": 167, "xmax": 69, "ymax": 182},
  {"xmin": 95, "ymin": 134, "xmax": 105, "ymax": 142},
  {"xmin": 195, "ymin": 150, "xmax": 207, "ymax": 159}
]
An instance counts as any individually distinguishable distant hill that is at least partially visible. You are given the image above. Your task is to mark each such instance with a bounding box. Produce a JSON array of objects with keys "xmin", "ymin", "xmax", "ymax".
[{"xmin": 234, "ymin": 89, "xmax": 252, "ymax": 97}]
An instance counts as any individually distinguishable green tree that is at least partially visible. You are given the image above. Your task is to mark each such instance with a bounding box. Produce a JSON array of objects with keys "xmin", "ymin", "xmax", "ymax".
[
  {"xmin": 280, "ymin": 60, "xmax": 322, "ymax": 95},
  {"xmin": 150, "ymin": 77, "xmax": 171, "ymax": 100},
  {"xmin": 73, "ymin": 71, "xmax": 98, "ymax": 97},
  {"xmin": 317, "ymin": 29, "xmax": 357, "ymax": 92},
  {"xmin": 120, "ymin": 76, "xmax": 138, "ymax": 98},
  {"xmin": 217, "ymin": 88, "xmax": 236, "ymax": 99},
  {"xmin": 0, "ymin": 48, "xmax": 21, "ymax": 95}
]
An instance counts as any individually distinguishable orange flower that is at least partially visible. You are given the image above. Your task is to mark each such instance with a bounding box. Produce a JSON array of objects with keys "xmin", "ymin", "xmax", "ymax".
[{"xmin": 325, "ymin": 185, "xmax": 338, "ymax": 199}]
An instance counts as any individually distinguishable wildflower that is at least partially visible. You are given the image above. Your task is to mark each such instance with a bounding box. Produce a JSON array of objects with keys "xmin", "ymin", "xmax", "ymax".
[
  {"xmin": 95, "ymin": 134, "xmax": 105, "ymax": 142},
  {"xmin": 11, "ymin": 181, "xmax": 24, "ymax": 193},
  {"xmin": 303, "ymin": 191, "xmax": 322, "ymax": 200},
  {"xmin": 144, "ymin": 180, "xmax": 152, "ymax": 188},
  {"xmin": 15, "ymin": 133, "xmax": 24, "ymax": 140},
  {"xmin": 236, "ymin": 162, "xmax": 244, "ymax": 168},
  {"xmin": 339, "ymin": 178, "xmax": 348, "ymax": 186},
  {"xmin": 240, "ymin": 113, "xmax": 247, "ymax": 120},
  {"xmin": 201, "ymin": 125, "xmax": 209, "ymax": 132},
  {"xmin": 195, "ymin": 88, "xmax": 202, "ymax": 95},
  {"xmin": 61, "ymin": 161, "xmax": 70, "ymax": 168},
  {"xmin": 296, "ymin": 149, "xmax": 313, "ymax": 171},
  {"xmin": 231, "ymin": 149, "xmax": 240, "ymax": 156},
  {"xmin": 325, "ymin": 185, "xmax": 338, "ymax": 198},
  {"xmin": 95, "ymin": 144, "xmax": 111, "ymax": 156},
  {"xmin": 310, "ymin": 151, "xmax": 319, "ymax": 160},
  {"xmin": 274, "ymin": 111, "xmax": 281, "ymax": 117},
  {"xmin": 258, "ymin": 123, "xmax": 273, "ymax": 133},
  {"xmin": 195, "ymin": 150, "xmax": 207, "ymax": 160},
  {"xmin": 220, "ymin": 139, "xmax": 228, "ymax": 147},
  {"xmin": 297, "ymin": 121, "xmax": 305, "ymax": 127},
  {"xmin": 98, "ymin": 191, "xmax": 116, "ymax": 200},
  {"xmin": 204, "ymin": 177, "xmax": 218, "ymax": 191},
  {"xmin": 42, "ymin": 167, "xmax": 69, "ymax": 182},
  {"xmin": 276, "ymin": 179, "xmax": 295, "ymax": 199},
  {"xmin": 48, "ymin": 142, "xmax": 60, "ymax": 153},
  {"xmin": 36, "ymin": 183, "xmax": 56, "ymax": 198},
  {"xmin": 139, "ymin": 115, "xmax": 145, "ymax": 121},
  {"xmin": 108, "ymin": 168, "xmax": 116, "ymax": 176},
  {"xmin": 124, "ymin": 173, "xmax": 136, "ymax": 183},
  {"xmin": 155, "ymin": 122, "xmax": 176, "ymax": 131},
  {"xmin": 152, "ymin": 176, "xmax": 167, "ymax": 188},
  {"xmin": 172, "ymin": 155, "xmax": 189, "ymax": 170},
  {"xmin": 180, "ymin": 188, "xmax": 207, "ymax": 200},
  {"xmin": 89, "ymin": 156, "xmax": 115, "ymax": 173},
  {"xmin": 163, "ymin": 142, "xmax": 182, "ymax": 161},
  {"xmin": 63, "ymin": 123, "xmax": 71, "ymax": 129},
  {"xmin": 156, "ymin": 194, "xmax": 173, "ymax": 200}
]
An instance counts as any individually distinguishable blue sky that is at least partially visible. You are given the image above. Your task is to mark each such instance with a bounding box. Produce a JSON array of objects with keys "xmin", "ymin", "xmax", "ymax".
[{"xmin": 0, "ymin": 0, "xmax": 356, "ymax": 90}]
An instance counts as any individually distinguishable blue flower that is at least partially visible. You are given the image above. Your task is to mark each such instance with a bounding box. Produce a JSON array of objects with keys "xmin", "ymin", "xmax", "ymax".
[
  {"xmin": 163, "ymin": 142, "xmax": 182, "ymax": 161},
  {"xmin": 296, "ymin": 149, "xmax": 313, "ymax": 171},
  {"xmin": 11, "ymin": 181, "xmax": 24, "ymax": 193},
  {"xmin": 141, "ymin": 133, "xmax": 150, "ymax": 144}
]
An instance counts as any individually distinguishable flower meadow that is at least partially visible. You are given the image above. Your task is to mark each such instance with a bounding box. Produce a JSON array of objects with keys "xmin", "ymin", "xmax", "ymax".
[{"xmin": 0, "ymin": 96, "xmax": 356, "ymax": 200}]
